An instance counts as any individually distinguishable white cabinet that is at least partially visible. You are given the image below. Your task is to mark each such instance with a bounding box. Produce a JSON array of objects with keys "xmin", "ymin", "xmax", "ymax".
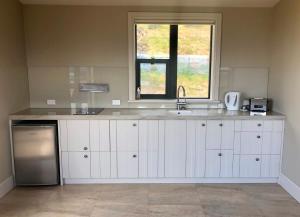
[
  {"xmin": 220, "ymin": 150, "xmax": 234, "ymax": 177},
  {"xmin": 205, "ymin": 150, "xmax": 221, "ymax": 177},
  {"xmin": 90, "ymin": 120, "xmax": 110, "ymax": 152},
  {"xmin": 68, "ymin": 152, "xmax": 91, "ymax": 178},
  {"xmin": 91, "ymin": 152, "xmax": 111, "ymax": 178},
  {"xmin": 139, "ymin": 120, "xmax": 159, "ymax": 178},
  {"xmin": 116, "ymin": 120, "xmax": 138, "ymax": 152},
  {"xmin": 205, "ymin": 150, "xmax": 233, "ymax": 178},
  {"xmin": 186, "ymin": 121, "xmax": 206, "ymax": 177},
  {"xmin": 240, "ymin": 132, "xmax": 262, "ymax": 154},
  {"xmin": 59, "ymin": 119, "xmax": 284, "ymax": 182},
  {"xmin": 240, "ymin": 155, "xmax": 261, "ymax": 178},
  {"xmin": 165, "ymin": 120, "xmax": 187, "ymax": 178},
  {"xmin": 206, "ymin": 121, "xmax": 222, "ymax": 150},
  {"xmin": 206, "ymin": 120, "xmax": 234, "ymax": 150},
  {"xmin": 117, "ymin": 152, "xmax": 138, "ymax": 178},
  {"xmin": 116, "ymin": 120, "xmax": 139, "ymax": 178},
  {"xmin": 60, "ymin": 120, "xmax": 90, "ymax": 151}
]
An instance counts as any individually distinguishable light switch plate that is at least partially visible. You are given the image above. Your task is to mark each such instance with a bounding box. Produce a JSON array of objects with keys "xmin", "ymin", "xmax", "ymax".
[
  {"xmin": 47, "ymin": 99, "xmax": 56, "ymax": 105},
  {"xmin": 112, "ymin": 100, "xmax": 121, "ymax": 106}
]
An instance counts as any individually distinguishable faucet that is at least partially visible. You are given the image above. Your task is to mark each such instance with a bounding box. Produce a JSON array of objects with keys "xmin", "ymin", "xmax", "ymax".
[{"xmin": 177, "ymin": 85, "xmax": 187, "ymax": 110}]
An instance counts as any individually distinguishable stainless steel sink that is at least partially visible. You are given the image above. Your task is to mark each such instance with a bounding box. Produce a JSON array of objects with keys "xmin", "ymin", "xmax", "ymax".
[{"xmin": 73, "ymin": 108, "xmax": 104, "ymax": 115}]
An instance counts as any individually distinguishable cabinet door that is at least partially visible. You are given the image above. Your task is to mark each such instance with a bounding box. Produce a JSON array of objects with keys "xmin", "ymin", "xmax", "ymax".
[
  {"xmin": 165, "ymin": 120, "xmax": 187, "ymax": 178},
  {"xmin": 139, "ymin": 121, "xmax": 159, "ymax": 178},
  {"xmin": 221, "ymin": 121, "xmax": 235, "ymax": 150},
  {"xmin": 117, "ymin": 152, "xmax": 138, "ymax": 178},
  {"xmin": 270, "ymin": 155, "xmax": 281, "ymax": 177},
  {"xmin": 116, "ymin": 120, "xmax": 138, "ymax": 152},
  {"xmin": 271, "ymin": 132, "xmax": 283, "ymax": 155},
  {"xmin": 205, "ymin": 150, "xmax": 221, "ymax": 177},
  {"xmin": 240, "ymin": 155, "xmax": 261, "ymax": 178},
  {"xmin": 68, "ymin": 152, "xmax": 91, "ymax": 178},
  {"xmin": 67, "ymin": 120, "xmax": 90, "ymax": 151},
  {"xmin": 241, "ymin": 132, "xmax": 262, "ymax": 154},
  {"xmin": 90, "ymin": 120, "xmax": 110, "ymax": 152},
  {"xmin": 195, "ymin": 121, "xmax": 207, "ymax": 177},
  {"xmin": 220, "ymin": 150, "xmax": 233, "ymax": 177},
  {"xmin": 206, "ymin": 121, "xmax": 222, "ymax": 150}
]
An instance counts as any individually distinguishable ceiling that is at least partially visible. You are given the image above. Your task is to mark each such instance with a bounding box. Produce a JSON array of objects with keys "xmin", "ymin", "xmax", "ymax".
[{"xmin": 20, "ymin": 0, "xmax": 280, "ymax": 7}]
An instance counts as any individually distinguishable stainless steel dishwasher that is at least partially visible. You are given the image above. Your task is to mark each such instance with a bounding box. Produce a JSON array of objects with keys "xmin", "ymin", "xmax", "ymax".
[{"xmin": 12, "ymin": 120, "xmax": 60, "ymax": 186}]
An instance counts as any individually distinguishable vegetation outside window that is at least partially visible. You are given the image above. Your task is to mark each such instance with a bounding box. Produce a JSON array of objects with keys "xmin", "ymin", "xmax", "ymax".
[
  {"xmin": 136, "ymin": 24, "xmax": 213, "ymax": 99},
  {"xmin": 128, "ymin": 13, "xmax": 222, "ymax": 101}
]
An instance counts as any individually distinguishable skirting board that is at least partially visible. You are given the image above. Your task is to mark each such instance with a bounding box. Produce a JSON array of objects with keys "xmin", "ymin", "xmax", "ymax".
[
  {"xmin": 0, "ymin": 176, "xmax": 14, "ymax": 198},
  {"xmin": 64, "ymin": 177, "xmax": 278, "ymax": 184},
  {"xmin": 278, "ymin": 174, "xmax": 300, "ymax": 203}
]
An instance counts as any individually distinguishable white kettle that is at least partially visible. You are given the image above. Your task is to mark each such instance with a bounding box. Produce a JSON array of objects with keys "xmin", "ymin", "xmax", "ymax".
[{"xmin": 224, "ymin": 91, "xmax": 241, "ymax": 111}]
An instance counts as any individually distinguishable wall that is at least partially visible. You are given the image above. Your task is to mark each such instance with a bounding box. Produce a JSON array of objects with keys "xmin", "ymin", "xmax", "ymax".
[
  {"xmin": 23, "ymin": 5, "xmax": 272, "ymax": 108},
  {"xmin": 0, "ymin": 0, "xmax": 30, "ymax": 183},
  {"xmin": 269, "ymin": 0, "xmax": 300, "ymax": 187}
]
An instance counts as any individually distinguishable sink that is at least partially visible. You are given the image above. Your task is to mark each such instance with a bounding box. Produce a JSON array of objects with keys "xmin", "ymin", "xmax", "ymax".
[
  {"xmin": 168, "ymin": 110, "xmax": 193, "ymax": 116},
  {"xmin": 72, "ymin": 108, "xmax": 104, "ymax": 115}
]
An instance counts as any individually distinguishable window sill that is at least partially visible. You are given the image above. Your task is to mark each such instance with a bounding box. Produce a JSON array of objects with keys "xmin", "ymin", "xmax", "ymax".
[{"xmin": 128, "ymin": 99, "xmax": 221, "ymax": 104}]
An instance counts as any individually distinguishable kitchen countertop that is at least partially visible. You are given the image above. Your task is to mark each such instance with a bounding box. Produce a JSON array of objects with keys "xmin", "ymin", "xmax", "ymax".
[{"xmin": 9, "ymin": 108, "xmax": 285, "ymax": 120}]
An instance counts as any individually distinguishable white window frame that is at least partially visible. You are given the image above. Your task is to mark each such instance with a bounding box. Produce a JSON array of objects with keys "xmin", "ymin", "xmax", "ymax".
[{"xmin": 128, "ymin": 12, "xmax": 222, "ymax": 102}]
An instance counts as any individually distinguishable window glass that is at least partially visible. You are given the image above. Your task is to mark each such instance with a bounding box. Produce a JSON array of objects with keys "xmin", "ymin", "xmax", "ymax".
[
  {"xmin": 136, "ymin": 24, "xmax": 170, "ymax": 59},
  {"xmin": 177, "ymin": 24, "xmax": 212, "ymax": 98},
  {"xmin": 140, "ymin": 63, "xmax": 166, "ymax": 95}
]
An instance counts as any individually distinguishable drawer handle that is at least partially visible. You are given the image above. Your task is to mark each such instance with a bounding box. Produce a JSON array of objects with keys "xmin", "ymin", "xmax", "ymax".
[
  {"xmin": 133, "ymin": 154, "xmax": 137, "ymax": 158},
  {"xmin": 202, "ymin": 123, "xmax": 206, "ymax": 127},
  {"xmin": 133, "ymin": 123, "xmax": 137, "ymax": 127},
  {"xmin": 257, "ymin": 135, "xmax": 261, "ymax": 139},
  {"xmin": 83, "ymin": 147, "xmax": 88, "ymax": 151},
  {"xmin": 84, "ymin": 155, "xmax": 88, "ymax": 158},
  {"xmin": 218, "ymin": 153, "xmax": 222, "ymax": 157},
  {"xmin": 219, "ymin": 123, "xmax": 223, "ymax": 127},
  {"xmin": 257, "ymin": 123, "xmax": 262, "ymax": 127},
  {"xmin": 256, "ymin": 158, "xmax": 260, "ymax": 161}
]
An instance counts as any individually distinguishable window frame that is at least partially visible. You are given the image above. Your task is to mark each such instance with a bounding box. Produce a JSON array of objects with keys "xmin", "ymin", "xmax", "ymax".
[{"xmin": 128, "ymin": 12, "xmax": 222, "ymax": 102}]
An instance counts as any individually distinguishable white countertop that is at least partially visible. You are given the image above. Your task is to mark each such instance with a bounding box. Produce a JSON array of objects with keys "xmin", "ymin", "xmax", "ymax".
[{"xmin": 9, "ymin": 108, "xmax": 285, "ymax": 120}]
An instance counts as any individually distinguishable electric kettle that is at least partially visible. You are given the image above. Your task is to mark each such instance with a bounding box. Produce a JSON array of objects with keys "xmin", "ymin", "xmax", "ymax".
[{"xmin": 224, "ymin": 91, "xmax": 241, "ymax": 111}]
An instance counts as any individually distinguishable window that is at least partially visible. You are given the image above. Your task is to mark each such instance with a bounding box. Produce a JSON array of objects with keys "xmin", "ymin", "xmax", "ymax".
[{"xmin": 128, "ymin": 13, "xmax": 222, "ymax": 101}]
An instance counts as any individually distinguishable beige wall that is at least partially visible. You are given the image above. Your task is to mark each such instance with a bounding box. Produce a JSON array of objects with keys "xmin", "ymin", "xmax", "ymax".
[
  {"xmin": 23, "ymin": 5, "xmax": 272, "ymax": 108},
  {"xmin": 0, "ymin": 0, "xmax": 30, "ymax": 183},
  {"xmin": 269, "ymin": 0, "xmax": 300, "ymax": 186}
]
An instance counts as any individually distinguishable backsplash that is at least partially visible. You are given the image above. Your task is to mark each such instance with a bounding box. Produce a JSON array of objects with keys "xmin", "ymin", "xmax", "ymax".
[{"xmin": 28, "ymin": 65, "xmax": 269, "ymax": 109}]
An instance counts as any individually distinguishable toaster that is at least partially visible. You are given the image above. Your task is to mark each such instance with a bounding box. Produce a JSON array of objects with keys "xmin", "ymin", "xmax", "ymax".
[{"xmin": 250, "ymin": 98, "xmax": 269, "ymax": 116}]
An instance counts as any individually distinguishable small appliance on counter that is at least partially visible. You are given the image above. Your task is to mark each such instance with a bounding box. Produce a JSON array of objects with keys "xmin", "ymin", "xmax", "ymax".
[
  {"xmin": 224, "ymin": 91, "xmax": 241, "ymax": 111},
  {"xmin": 240, "ymin": 99, "xmax": 250, "ymax": 112},
  {"xmin": 249, "ymin": 98, "xmax": 271, "ymax": 116}
]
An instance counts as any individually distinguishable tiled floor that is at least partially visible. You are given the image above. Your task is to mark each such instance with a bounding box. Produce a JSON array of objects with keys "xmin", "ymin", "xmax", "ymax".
[{"xmin": 0, "ymin": 184, "xmax": 299, "ymax": 217}]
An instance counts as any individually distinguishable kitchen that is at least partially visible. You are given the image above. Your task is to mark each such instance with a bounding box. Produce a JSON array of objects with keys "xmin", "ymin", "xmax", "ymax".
[{"xmin": 0, "ymin": 0, "xmax": 300, "ymax": 216}]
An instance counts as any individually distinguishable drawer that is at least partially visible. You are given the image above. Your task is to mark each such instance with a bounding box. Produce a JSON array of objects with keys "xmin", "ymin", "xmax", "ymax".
[
  {"xmin": 241, "ymin": 132, "xmax": 262, "ymax": 154},
  {"xmin": 241, "ymin": 120, "xmax": 264, "ymax": 131}
]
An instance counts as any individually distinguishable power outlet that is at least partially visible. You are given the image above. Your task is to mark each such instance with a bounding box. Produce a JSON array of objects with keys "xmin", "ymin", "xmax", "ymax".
[
  {"xmin": 112, "ymin": 100, "xmax": 121, "ymax": 106},
  {"xmin": 47, "ymin": 99, "xmax": 56, "ymax": 105}
]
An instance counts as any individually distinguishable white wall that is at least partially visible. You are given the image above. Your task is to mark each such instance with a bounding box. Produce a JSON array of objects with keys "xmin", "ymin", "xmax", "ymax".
[
  {"xmin": 0, "ymin": 0, "xmax": 30, "ymax": 183},
  {"xmin": 269, "ymin": 0, "xmax": 300, "ymax": 187}
]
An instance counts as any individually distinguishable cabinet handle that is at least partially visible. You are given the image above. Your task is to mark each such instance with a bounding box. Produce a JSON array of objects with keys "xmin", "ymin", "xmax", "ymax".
[
  {"xmin": 133, "ymin": 123, "xmax": 137, "ymax": 127},
  {"xmin": 218, "ymin": 153, "xmax": 222, "ymax": 157},
  {"xmin": 83, "ymin": 147, "xmax": 88, "ymax": 151},
  {"xmin": 84, "ymin": 155, "xmax": 88, "ymax": 158},
  {"xmin": 133, "ymin": 154, "xmax": 137, "ymax": 158},
  {"xmin": 257, "ymin": 135, "xmax": 261, "ymax": 139},
  {"xmin": 202, "ymin": 123, "xmax": 206, "ymax": 127},
  {"xmin": 219, "ymin": 123, "xmax": 223, "ymax": 127},
  {"xmin": 256, "ymin": 158, "xmax": 260, "ymax": 161},
  {"xmin": 257, "ymin": 123, "xmax": 262, "ymax": 127}
]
